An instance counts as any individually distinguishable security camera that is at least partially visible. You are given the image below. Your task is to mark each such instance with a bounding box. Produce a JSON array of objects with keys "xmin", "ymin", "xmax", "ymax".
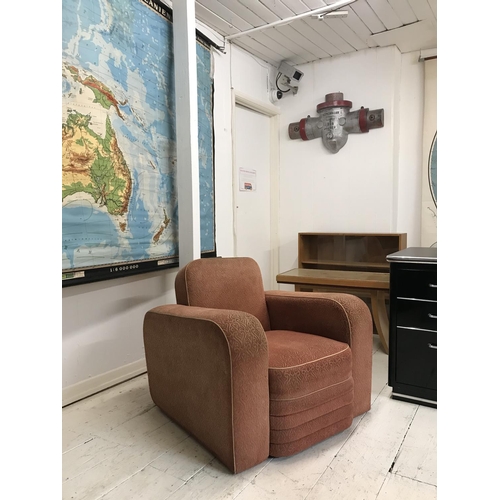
[
  {"xmin": 278, "ymin": 61, "xmax": 304, "ymax": 85},
  {"xmin": 270, "ymin": 89, "xmax": 283, "ymax": 103},
  {"xmin": 276, "ymin": 61, "xmax": 304, "ymax": 95}
]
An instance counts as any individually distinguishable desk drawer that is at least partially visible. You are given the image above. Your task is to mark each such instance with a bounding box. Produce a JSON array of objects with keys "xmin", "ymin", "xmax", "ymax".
[
  {"xmin": 396, "ymin": 299, "xmax": 437, "ymax": 331},
  {"xmin": 395, "ymin": 268, "xmax": 437, "ymax": 301},
  {"xmin": 396, "ymin": 328, "xmax": 437, "ymax": 390}
]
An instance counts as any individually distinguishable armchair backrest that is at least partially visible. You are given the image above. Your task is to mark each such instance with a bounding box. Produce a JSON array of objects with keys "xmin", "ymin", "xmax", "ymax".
[{"xmin": 175, "ymin": 257, "xmax": 271, "ymax": 330}]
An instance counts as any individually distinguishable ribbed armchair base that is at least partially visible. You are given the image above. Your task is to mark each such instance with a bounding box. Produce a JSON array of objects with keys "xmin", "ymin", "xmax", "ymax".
[
  {"xmin": 270, "ymin": 415, "xmax": 353, "ymax": 457},
  {"xmin": 266, "ymin": 329, "xmax": 354, "ymax": 457}
]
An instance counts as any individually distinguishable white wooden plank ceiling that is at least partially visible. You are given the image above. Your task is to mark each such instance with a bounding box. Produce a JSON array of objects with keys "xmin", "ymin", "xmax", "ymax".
[{"xmin": 194, "ymin": 0, "xmax": 437, "ymax": 66}]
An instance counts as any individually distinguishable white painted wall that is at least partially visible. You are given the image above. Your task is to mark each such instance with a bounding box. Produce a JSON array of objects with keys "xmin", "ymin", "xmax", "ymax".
[
  {"xmin": 277, "ymin": 46, "xmax": 425, "ymax": 278},
  {"xmin": 230, "ymin": 45, "xmax": 274, "ymax": 103},
  {"xmin": 62, "ymin": 270, "xmax": 177, "ymax": 404},
  {"xmin": 62, "ymin": 38, "xmax": 426, "ymax": 404},
  {"xmin": 398, "ymin": 51, "xmax": 424, "ymax": 246}
]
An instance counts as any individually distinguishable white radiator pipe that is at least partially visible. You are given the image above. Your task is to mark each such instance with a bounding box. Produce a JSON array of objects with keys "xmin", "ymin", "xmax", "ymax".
[{"xmin": 225, "ymin": 0, "xmax": 356, "ymax": 41}]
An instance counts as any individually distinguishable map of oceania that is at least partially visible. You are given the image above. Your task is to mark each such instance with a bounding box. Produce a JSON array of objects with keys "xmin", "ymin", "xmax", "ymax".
[{"xmin": 62, "ymin": 0, "xmax": 214, "ymax": 273}]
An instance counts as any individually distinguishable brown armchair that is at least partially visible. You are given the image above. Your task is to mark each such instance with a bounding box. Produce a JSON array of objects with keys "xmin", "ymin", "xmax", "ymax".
[{"xmin": 143, "ymin": 257, "xmax": 372, "ymax": 473}]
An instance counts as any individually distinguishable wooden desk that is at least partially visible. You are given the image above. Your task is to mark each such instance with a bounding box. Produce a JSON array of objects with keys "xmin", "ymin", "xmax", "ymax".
[{"xmin": 276, "ymin": 268, "xmax": 390, "ymax": 354}]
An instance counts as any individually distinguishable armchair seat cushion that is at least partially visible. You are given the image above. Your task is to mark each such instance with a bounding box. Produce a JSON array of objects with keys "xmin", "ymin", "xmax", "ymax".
[
  {"xmin": 265, "ymin": 330, "xmax": 354, "ymax": 457},
  {"xmin": 266, "ymin": 330, "xmax": 352, "ymax": 399}
]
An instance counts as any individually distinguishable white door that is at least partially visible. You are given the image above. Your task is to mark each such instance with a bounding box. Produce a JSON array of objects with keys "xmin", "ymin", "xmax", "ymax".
[{"xmin": 233, "ymin": 104, "xmax": 272, "ymax": 290}]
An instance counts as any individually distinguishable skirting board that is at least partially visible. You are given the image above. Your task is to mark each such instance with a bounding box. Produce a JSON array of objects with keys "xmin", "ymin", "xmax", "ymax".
[{"xmin": 62, "ymin": 358, "xmax": 147, "ymax": 407}]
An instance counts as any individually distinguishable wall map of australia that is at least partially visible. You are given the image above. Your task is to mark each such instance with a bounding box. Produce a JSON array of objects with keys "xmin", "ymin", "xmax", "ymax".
[{"xmin": 62, "ymin": 0, "xmax": 215, "ymax": 282}]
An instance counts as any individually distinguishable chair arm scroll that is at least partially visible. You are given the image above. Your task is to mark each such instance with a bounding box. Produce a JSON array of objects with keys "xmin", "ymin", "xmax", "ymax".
[{"xmin": 143, "ymin": 304, "xmax": 269, "ymax": 473}]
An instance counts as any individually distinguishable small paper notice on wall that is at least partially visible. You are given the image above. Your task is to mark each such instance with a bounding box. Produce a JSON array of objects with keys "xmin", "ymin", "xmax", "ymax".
[{"xmin": 239, "ymin": 168, "xmax": 257, "ymax": 192}]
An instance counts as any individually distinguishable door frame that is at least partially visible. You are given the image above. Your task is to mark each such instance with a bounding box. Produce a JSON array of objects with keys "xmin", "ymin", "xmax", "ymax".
[{"xmin": 231, "ymin": 89, "xmax": 281, "ymax": 290}]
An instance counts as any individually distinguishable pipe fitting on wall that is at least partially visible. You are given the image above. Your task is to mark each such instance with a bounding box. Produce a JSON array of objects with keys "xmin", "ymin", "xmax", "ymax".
[{"xmin": 288, "ymin": 92, "xmax": 384, "ymax": 154}]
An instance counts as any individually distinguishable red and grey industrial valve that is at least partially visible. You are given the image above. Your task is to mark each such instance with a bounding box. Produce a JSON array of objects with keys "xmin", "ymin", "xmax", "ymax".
[{"xmin": 288, "ymin": 92, "xmax": 384, "ymax": 154}]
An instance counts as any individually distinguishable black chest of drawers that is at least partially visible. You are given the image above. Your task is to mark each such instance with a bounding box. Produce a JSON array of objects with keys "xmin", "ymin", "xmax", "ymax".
[{"xmin": 387, "ymin": 247, "xmax": 437, "ymax": 408}]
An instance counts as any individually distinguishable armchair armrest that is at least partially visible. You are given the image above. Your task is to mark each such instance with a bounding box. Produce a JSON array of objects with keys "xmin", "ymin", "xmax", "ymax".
[
  {"xmin": 265, "ymin": 291, "xmax": 372, "ymax": 416},
  {"xmin": 143, "ymin": 304, "xmax": 269, "ymax": 473}
]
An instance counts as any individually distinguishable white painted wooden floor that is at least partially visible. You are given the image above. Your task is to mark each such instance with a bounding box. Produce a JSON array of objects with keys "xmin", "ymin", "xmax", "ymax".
[{"xmin": 62, "ymin": 335, "xmax": 437, "ymax": 500}]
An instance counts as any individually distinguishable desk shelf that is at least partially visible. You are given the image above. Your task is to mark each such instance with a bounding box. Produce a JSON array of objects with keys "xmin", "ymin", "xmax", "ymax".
[{"xmin": 299, "ymin": 233, "xmax": 407, "ymax": 272}]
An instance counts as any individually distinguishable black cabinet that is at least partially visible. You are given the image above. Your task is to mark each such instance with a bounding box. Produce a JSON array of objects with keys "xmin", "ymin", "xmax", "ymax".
[{"xmin": 387, "ymin": 247, "xmax": 437, "ymax": 408}]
